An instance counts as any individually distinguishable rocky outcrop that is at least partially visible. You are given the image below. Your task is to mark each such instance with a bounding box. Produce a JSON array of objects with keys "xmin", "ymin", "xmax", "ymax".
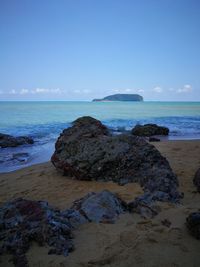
[
  {"xmin": 131, "ymin": 124, "xmax": 169, "ymax": 137},
  {"xmin": 186, "ymin": 212, "xmax": 200, "ymax": 240},
  {"xmin": 51, "ymin": 116, "xmax": 181, "ymax": 203},
  {"xmin": 193, "ymin": 168, "xmax": 200, "ymax": 192},
  {"xmin": 0, "ymin": 191, "xmax": 127, "ymax": 266},
  {"xmin": 0, "ymin": 133, "xmax": 34, "ymax": 148},
  {"xmin": 71, "ymin": 190, "xmax": 126, "ymax": 223},
  {"xmin": 0, "ymin": 198, "xmax": 74, "ymax": 266}
]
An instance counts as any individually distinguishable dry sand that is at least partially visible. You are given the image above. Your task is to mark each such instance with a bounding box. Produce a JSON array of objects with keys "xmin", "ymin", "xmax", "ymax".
[{"xmin": 0, "ymin": 140, "xmax": 200, "ymax": 267}]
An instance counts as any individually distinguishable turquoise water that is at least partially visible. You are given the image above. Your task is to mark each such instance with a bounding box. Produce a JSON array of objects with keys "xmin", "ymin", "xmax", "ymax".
[{"xmin": 0, "ymin": 101, "xmax": 200, "ymax": 172}]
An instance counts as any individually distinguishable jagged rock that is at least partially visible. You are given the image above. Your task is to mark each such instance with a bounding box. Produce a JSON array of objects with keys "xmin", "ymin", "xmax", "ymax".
[
  {"xmin": 0, "ymin": 133, "xmax": 34, "ymax": 148},
  {"xmin": 0, "ymin": 191, "xmax": 128, "ymax": 266},
  {"xmin": 71, "ymin": 190, "xmax": 126, "ymax": 223},
  {"xmin": 51, "ymin": 116, "xmax": 180, "ymax": 203},
  {"xmin": 193, "ymin": 168, "xmax": 200, "ymax": 192},
  {"xmin": 186, "ymin": 212, "xmax": 200, "ymax": 239},
  {"xmin": 0, "ymin": 198, "xmax": 74, "ymax": 266},
  {"xmin": 131, "ymin": 124, "xmax": 169, "ymax": 137}
]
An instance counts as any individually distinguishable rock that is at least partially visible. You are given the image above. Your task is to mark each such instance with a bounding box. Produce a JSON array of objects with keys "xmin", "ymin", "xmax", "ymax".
[
  {"xmin": 186, "ymin": 212, "xmax": 200, "ymax": 239},
  {"xmin": 149, "ymin": 137, "xmax": 160, "ymax": 142},
  {"xmin": 0, "ymin": 198, "xmax": 74, "ymax": 266},
  {"xmin": 51, "ymin": 116, "xmax": 180, "ymax": 203},
  {"xmin": 193, "ymin": 168, "xmax": 200, "ymax": 192},
  {"xmin": 0, "ymin": 133, "xmax": 34, "ymax": 148},
  {"xmin": 131, "ymin": 124, "xmax": 169, "ymax": 137},
  {"xmin": 0, "ymin": 191, "xmax": 128, "ymax": 266},
  {"xmin": 71, "ymin": 190, "xmax": 126, "ymax": 223}
]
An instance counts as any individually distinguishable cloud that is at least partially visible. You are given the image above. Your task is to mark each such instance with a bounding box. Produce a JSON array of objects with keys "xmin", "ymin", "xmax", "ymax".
[
  {"xmin": 125, "ymin": 88, "xmax": 132, "ymax": 92},
  {"xmin": 31, "ymin": 88, "xmax": 63, "ymax": 94},
  {"xmin": 177, "ymin": 84, "xmax": 192, "ymax": 93},
  {"xmin": 82, "ymin": 89, "xmax": 91, "ymax": 94},
  {"xmin": 111, "ymin": 88, "xmax": 144, "ymax": 94},
  {"xmin": 9, "ymin": 89, "xmax": 17, "ymax": 94},
  {"xmin": 6, "ymin": 88, "xmax": 63, "ymax": 95},
  {"xmin": 73, "ymin": 89, "xmax": 81, "ymax": 94},
  {"xmin": 153, "ymin": 86, "xmax": 163, "ymax": 93},
  {"xmin": 73, "ymin": 89, "xmax": 91, "ymax": 94},
  {"xmin": 138, "ymin": 89, "xmax": 144, "ymax": 93},
  {"xmin": 20, "ymin": 89, "xmax": 29, "ymax": 94}
]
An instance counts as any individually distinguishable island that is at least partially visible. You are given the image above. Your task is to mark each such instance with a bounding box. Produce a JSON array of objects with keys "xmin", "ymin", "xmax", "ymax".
[{"xmin": 92, "ymin": 94, "xmax": 143, "ymax": 102}]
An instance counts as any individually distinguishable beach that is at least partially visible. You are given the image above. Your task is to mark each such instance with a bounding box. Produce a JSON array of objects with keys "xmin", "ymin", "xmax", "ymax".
[{"xmin": 1, "ymin": 139, "xmax": 200, "ymax": 267}]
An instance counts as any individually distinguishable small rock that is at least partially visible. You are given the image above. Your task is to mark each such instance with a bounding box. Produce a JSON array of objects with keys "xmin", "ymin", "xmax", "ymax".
[
  {"xmin": 0, "ymin": 133, "xmax": 34, "ymax": 148},
  {"xmin": 131, "ymin": 124, "xmax": 169, "ymax": 137},
  {"xmin": 186, "ymin": 212, "xmax": 200, "ymax": 239},
  {"xmin": 71, "ymin": 190, "xmax": 126, "ymax": 223},
  {"xmin": 193, "ymin": 168, "xmax": 200, "ymax": 192}
]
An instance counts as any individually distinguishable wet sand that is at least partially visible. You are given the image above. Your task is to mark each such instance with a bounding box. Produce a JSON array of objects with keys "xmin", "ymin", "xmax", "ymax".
[{"xmin": 0, "ymin": 140, "xmax": 200, "ymax": 267}]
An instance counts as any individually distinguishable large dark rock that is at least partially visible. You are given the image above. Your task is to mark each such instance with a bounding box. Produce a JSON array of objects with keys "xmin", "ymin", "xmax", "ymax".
[
  {"xmin": 186, "ymin": 212, "xmax": 200, "ymax": 239},
  {"xmin": 51, "ymin": 116, "xmax": 180, "ymax": 202},
  {"xmin": 193, "ymin": 168, "xmax": 200, "ymax": 192},
  {"xmin": 131, "ymin": 124, "xmax": 169, "ymax": 137},
  {"xmin": 71, "ymin": 190, "xmax": 126, "ymax": 223},
  {"xmin": 0, "ymin": 133, "xmax": 34, "ymax": 148}
]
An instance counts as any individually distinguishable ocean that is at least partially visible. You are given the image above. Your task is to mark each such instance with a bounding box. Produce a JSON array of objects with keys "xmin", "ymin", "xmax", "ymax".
[{"xmin": 0, "ymin": 101, "xmax": 200, "ymax": 172}]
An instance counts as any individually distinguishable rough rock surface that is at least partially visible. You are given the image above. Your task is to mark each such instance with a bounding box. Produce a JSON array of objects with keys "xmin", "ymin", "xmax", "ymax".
[
  {"xmin": 51, "ymin": 116, "xmax": 180, "ymax": 203},
  {"xmin": 0, "ymin": 191, "xmax": 127, "ymax": 266},
  {"xmin": 193, "ymin": 168, "xmax": 200, "ymax": 192},
  {"xmin": 0, "ymin": 133, "xmax": 34, "ymax": 148},
  {"xmin": 0, "ymin": 198, "xmax": 74, "ymax": 266},
  {"xmin": 71, "ymin": 190, "xmax": 126, "ymax": 223},
  {"xmin": 131, "ymin": 124, "xmax": 169, "ymax": 137},
  {"xmin": 186, "ymin": 212, "xmax": 200, "ymax": 239}
]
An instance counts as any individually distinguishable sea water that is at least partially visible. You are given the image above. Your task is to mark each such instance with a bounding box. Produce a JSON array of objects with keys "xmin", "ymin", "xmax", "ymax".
[{"xmin": 0, "ymin": 101, "xmax": 200, "ymax": 172}]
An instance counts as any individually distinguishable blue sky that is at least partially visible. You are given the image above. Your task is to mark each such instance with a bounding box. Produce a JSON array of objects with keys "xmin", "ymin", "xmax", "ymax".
[{"xmin": 0, "ymin": 0, "xmax": 200, "ymax": 101}]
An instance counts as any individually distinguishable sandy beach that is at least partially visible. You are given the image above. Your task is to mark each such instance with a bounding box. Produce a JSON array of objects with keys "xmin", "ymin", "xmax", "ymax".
[{"xmin": 0, "ymin": 140, "xmax": 200, "ymax": 267}]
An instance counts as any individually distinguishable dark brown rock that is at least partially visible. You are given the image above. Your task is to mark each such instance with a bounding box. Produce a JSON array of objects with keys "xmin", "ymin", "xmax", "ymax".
[
  {"xmin": 131, "ymin": 124, "xmax": 169, "ymax": 137},
  {"xmin": 0, "ymin": 133, "xmax": 34, "ymax": 148},
  {"xmin": 51, "ymin": 116, "xmax": 181, "ymax": 203},
  {"xmin": 193, "ymin": 168, "xmax": 200, "ymax": 192},
  {"xmin": 186, "ymin": 212, "xmax": 200, "ymax": 239}
]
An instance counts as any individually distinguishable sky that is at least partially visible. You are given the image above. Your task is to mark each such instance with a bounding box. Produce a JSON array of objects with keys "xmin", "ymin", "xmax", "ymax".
[{"xmin": 0, "ymin": 0, "xmax": 200, "ymax": 101}]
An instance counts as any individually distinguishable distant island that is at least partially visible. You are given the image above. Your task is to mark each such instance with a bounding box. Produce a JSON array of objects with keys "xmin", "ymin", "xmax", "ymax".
[{"xmin": 92, "ymin": 94, "xmax": 143, "ymax": 102}]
